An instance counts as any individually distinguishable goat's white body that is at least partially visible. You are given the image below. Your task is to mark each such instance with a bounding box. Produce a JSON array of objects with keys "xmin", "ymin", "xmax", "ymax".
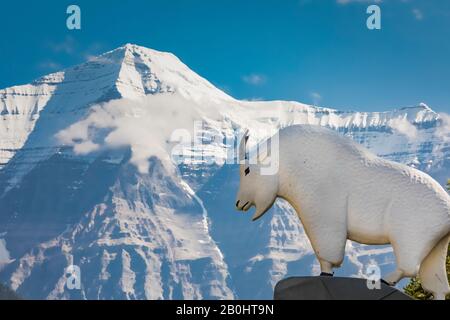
[{"xmin": 274, "ymin": 125, "xmax": 450, "ymax": 298}]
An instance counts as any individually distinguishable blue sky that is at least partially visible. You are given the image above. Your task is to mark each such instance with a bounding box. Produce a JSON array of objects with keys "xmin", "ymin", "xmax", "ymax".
[{"xmin": 1, "ymin": 0, "xmax": 449, "ymax": 112}]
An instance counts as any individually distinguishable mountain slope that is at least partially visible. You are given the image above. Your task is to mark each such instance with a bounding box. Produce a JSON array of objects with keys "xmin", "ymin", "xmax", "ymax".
[
  {"xmin": 0, "ymin": 44, "xmax": 448, "ymax": 299},
  {"xmin": 0, "ymin": 282, "xmax": 20, "ymax": 300}
]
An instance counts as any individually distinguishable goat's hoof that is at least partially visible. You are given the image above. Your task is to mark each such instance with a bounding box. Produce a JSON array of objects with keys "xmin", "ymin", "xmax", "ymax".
[{"xmin": 319, "ymin": 272, "xmax": 334, "ymax": 277}]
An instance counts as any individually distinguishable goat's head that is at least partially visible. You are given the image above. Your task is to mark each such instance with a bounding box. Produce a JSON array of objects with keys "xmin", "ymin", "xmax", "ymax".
[{"xmin": 235, "ymin": 130, "xmax": 279, "ymax": 221}]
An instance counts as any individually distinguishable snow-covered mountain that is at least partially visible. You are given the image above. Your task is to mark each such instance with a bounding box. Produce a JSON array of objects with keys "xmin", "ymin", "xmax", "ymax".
[{"xmin": 0, "ymin": 44, "xmax": 448, "ymax": 299}]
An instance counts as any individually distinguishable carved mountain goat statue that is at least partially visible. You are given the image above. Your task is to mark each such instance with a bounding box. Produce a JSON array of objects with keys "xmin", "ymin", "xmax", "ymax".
[{"xmin": 235, "ymin": 125, "xmax": 450, "ymax": 300}]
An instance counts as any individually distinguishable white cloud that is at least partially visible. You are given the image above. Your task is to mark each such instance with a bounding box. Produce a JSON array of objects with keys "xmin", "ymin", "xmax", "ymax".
[
  {"xmin": 38, "ymin": 60, "xmax": 62, "ymax": 71},
  {"xmin": 56, "ymin": 93, "xmax": 220, "ymax": 174},
  {"xmin": 48, "ymin": 36, "xmax": 76, "ymax": 54},
  {"xmin": 435, "ymin": 113, "xmax": 450, "ymax": 143},
  {"xmin": 310, "ymin": 92, "xmax": 322, "ymax": 106},
  {"xmin": 387, "ymin": 117, "xmax": 418, "ymax": 139},
  {"xmin": 412, "ymin": 8, "xmax": 424, "ymax": 20},
  {"xmin": 83, "ymin": 42, "xmax": 105, "ymax": 61},
  {"xmin": 48, "ymin": 37, "xmax": 104, "ymax": 62},
  {"xmin": 242, "ymin": 74, "xmax": 266, "ymax": 86}
]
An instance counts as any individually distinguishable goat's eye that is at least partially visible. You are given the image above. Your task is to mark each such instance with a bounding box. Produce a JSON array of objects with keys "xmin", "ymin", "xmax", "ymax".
[{"xmin": 245, "ymin": 167, "xmax": 250, "ymax": 176}]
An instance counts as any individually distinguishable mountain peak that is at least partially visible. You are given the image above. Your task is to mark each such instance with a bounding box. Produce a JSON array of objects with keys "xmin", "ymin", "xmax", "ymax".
[
  {"xmin": 396, "ymin": 103, "xmax": 437, "ymax": 119},
  {"xmin": 106, "ymin": 43, "xmax": 174, "ymax": 59},
  {"xmin": 123, "ymin": 43, "xmax": 139, "ymax": 50},
  {"xmin": 398, "ymin": 103, "xmax": 433, "ymax": 111},
  {"xmin": 0, "ymin": 44, "xmax": 233, "ymax": 169},
  {"xmin": 81, "ymin": 43, "xmax": 232, "ymax": 101},
  {"xmin": 25, "ymin": 43, "xmax": 230, "ymax": 103},
  {"xmin": 418, "ymin": 102, "xmax": 432, "ymax": 111}
]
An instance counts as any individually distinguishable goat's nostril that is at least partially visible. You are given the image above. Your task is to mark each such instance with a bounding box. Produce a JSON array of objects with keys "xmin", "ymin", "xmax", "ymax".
[{"xmin": 236, "ymin": 200, "xmax": 240, "ymax": 208}]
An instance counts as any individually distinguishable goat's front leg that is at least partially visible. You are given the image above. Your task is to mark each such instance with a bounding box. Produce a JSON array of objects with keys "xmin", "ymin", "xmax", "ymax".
[
  {"xmin": 319, "ymin": 259, "xmax": 334, "ymax": 276},
  {"xmin": 382, "ymin": 269, "xmax": 404, "ymax": 286}
]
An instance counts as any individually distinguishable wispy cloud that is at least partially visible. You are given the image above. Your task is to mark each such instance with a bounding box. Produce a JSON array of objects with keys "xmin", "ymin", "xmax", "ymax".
[
  {"xmin": 388, "ymin": 117, "xmax": 418, "ymax": 139},
  {"xmin": 412, "ymin": 8, "xmax": 424, "ymax": 20},
  {"xmin": 48, "ymin": 35, "xmax": 77, "ymax": 55},
  {"xmin": 435, "ymin": 113, "xmax": 450, "ymax": 143},
  {"xmin": 37, "ymin": 60, "xmax": 62, "ymax": 71},
  {"xmin": 56, "ymin": 93, "xmax": 220, "ymax": 174},
  {"xmin": 49, "ymin": 37, "xmax": 104, "ymax": 59},
  {"xmin": 242, "ymin": 73, "xmax": 267, "ymax": 86},
  {"xmin": 82, "ymin": 43, "xmax": 105, "ymax": 61},
  {"xmin": 310, "ymin": 92, "xmax": 322, "ymax": 106},
  {"xmin": 40, "ymin": 38, "xmax": 105, "ymax": 72}
]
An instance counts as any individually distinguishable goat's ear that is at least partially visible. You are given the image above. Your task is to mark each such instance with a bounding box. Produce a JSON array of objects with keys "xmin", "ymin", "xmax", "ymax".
[{"xmin": 239, "ymin": 129, "xmax": 249, "ymax": 164}]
